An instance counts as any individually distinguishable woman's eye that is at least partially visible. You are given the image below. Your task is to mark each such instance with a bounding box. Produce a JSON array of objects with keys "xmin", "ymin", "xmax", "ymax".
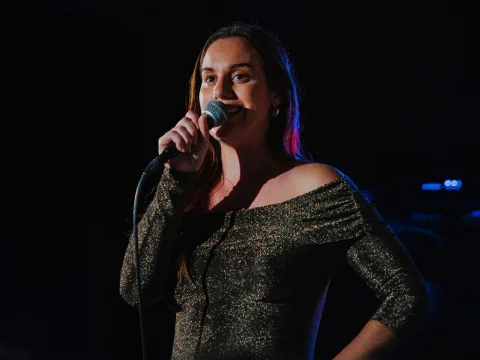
[
  {"xmin": 233, "ymin": 74, "xmax": 248, "ymax": 81},
  {"xmin": 203, "ymin": 75, "xmax": 215, "ymax": 83}
]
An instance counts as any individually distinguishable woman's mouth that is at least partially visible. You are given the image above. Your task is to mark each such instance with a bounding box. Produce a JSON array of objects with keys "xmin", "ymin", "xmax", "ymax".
[{"xmin": 227, "ymin": 107, "xmax": 243, "ymax": 119}]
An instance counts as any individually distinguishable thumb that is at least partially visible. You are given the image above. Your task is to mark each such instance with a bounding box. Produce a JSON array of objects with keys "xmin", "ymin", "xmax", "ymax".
[{"xmin": 198, "ymin": 113, "xmax": 210, "ymax": 143}]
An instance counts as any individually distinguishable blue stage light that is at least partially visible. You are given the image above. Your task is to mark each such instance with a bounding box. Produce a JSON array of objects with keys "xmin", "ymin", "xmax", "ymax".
[
  {"xmin": 470, "ymin": 209, "xmax": 480, "ymax": 218},
  {"xmin": 444, "ymin": 179, "xmax": 462, "ymax": 190},
  {"xmin": 421, "ymin": 183, "xmax": 443, "ymax": 191}
]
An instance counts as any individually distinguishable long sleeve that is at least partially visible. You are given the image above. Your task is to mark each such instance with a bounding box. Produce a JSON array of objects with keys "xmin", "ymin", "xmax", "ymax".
[
  {"xmin": 119, "ymin": 167, "xmax": 197, "ymax": 308},
  {"xmin": 345, "ymin": 191, "xmax": 430, "ymax": 340}
]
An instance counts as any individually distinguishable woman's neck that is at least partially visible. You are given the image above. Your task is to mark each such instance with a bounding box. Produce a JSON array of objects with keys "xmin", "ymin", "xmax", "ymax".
[
  {"xmin": 206, "ymin": 143, "xmax": 299, "ymax": 212},
  {"xmin": 219, "ymin": 142, "xmax": 286, "ymax": 186}
]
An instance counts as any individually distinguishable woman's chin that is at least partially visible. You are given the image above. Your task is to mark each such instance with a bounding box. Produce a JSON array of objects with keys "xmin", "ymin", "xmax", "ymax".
[{"xmin": 210, "ymin": 123, "xmax": 233, "ymax": 141}]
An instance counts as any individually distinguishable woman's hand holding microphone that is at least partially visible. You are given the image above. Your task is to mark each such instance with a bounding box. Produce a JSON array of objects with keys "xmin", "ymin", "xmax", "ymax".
[{"xmin": 158, "ymin": 111, "xmax": 210, "ymax": 173}]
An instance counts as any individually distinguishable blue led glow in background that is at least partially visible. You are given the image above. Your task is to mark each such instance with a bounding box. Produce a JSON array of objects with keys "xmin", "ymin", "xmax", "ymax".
[{"xmin": 422, "ymin": 179, "xmax": 463, "ymax": 191}]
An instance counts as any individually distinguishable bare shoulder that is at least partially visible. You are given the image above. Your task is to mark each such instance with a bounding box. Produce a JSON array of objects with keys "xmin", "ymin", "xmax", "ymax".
[{"xmin": 286, "ymin": 162, "xmax": 345, "ymax": 195}]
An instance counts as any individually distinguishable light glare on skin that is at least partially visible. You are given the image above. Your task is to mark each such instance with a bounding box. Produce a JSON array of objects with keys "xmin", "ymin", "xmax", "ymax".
[{"xmin": 199, "ymin": 37, "xmax": 280, "ymax": 147}]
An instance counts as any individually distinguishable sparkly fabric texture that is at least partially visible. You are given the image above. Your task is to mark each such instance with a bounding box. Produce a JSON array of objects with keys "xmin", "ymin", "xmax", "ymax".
[{"xmin": 120, "ymin": 167, "xmax": 429, "ymax": 360}]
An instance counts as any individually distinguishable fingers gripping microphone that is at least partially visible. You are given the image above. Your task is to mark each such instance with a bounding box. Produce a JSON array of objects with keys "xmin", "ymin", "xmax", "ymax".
[{"xmin": 142, "ymin": 100, "xmax": 228, "ymax": 176}]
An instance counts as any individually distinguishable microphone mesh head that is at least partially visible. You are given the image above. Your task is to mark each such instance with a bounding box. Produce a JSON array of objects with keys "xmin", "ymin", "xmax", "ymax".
[{"xmin": 202, "ymin": 100, "xmax": 228, "ymax": 128}]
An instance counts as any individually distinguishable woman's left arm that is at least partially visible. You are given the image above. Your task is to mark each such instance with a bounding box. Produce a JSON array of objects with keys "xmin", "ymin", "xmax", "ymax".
[
  {"xmin": 332, "ymin": 319, "xmax": 399, "ymax": 360},
  {"xmin": 335, "ymin": 201, "xmax": 430, "ymax": 359}
]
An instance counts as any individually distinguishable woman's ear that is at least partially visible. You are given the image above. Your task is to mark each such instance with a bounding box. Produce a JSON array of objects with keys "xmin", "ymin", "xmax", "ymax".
[
  {"xmin": 269, "ymin": 92, "xmax": 282, "ymax": 118},
  {"xmin": 271, "ymin": 91, "xmax": 281, "ymax": 108}
]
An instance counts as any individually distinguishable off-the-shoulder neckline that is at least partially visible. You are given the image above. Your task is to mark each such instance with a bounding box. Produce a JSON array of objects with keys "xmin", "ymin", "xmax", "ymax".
[{"xmin": 201, "ymin": 174, "xmax": 352, "ymax": 217}]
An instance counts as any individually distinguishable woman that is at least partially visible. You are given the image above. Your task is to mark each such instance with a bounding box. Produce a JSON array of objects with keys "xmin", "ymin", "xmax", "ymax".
[{"xmin": 120, "ymin": 21, "xmax": 429, "ymax": 359}]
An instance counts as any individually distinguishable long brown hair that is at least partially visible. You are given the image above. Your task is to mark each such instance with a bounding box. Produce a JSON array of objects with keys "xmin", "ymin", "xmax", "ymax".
[{"xmin": 177, "ymin": 21, "xmax": 310, "ymax": 283}]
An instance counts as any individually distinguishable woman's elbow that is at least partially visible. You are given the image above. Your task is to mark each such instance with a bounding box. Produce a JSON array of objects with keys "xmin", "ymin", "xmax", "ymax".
[
  {"xmin": 119, "ymin": 283, "xmax": 140, "ymax": 307},
  {"xmin": 400, "ymin": 287, "xmax": 431, "ymax": 340}
]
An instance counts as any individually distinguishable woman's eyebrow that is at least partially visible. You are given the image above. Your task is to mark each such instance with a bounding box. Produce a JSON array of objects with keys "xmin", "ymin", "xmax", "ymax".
[{"xmin": 201, "ymin": 62, "xmax": 254, "ymax": 73}]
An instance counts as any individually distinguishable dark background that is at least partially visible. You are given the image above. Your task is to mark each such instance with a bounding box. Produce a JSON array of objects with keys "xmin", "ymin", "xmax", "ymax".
[{"xmin": 1, "ymin": 1, "xmax": 479, "ymax": 359}]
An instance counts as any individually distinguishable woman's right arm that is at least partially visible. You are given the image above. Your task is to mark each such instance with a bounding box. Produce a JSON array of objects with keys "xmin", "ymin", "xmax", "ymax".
[
  {"xmin": 119, "ymin": 111, "xmax": 210, "ymax": 307},
  {"xmin": 119, "ymin": 167, "xmax": 197, "ymax": 307}
]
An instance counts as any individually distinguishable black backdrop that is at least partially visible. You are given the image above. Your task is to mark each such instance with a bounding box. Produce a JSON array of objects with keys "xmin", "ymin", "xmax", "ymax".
[{"xmin": 1, "ymin": 1, "xmax": 479, "ymax": 359}]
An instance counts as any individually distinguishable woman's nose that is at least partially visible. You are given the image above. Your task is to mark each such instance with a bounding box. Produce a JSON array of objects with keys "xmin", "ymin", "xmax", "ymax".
[{"xmin": 213, "ymin": 78, "xmax": 234, "ymax": 100}]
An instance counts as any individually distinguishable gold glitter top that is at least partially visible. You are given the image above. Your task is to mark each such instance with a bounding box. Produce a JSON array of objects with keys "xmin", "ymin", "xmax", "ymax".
[{"xmin": 120, "ymin": 167, "xmax": 429, "ymax": 359}]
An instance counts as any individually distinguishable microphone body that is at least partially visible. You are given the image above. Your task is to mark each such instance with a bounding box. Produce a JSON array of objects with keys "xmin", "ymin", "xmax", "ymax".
[{"xmin": 142, "ymin": 100, "xmax": 228, "ymax": 176}]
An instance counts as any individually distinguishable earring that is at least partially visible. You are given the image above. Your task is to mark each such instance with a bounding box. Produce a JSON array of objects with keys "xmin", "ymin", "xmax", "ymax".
[{"xmin": 271, "ymin": 107, "xmax": 280, "ymax": 118}]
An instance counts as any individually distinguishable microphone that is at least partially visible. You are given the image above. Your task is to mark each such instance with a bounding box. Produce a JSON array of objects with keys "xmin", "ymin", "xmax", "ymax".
[{"xmin": 142, "ymin": 100, "xmax": 228, "ymax": 176}]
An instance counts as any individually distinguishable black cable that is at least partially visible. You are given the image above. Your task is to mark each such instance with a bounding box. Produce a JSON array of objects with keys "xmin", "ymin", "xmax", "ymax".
[
  {"xmin": 131, "ymin": 153, "xmax": 176, "ymax": 360},
  {"xmin": 132, "ymin": 173, "xmax": 149, "ymax": 360}
]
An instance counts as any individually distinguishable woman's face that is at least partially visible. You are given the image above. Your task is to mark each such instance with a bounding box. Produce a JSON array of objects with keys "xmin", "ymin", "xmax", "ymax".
[{"xmin": 199, "ymin": 37, "xmax": 280, "ymax": 147}]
